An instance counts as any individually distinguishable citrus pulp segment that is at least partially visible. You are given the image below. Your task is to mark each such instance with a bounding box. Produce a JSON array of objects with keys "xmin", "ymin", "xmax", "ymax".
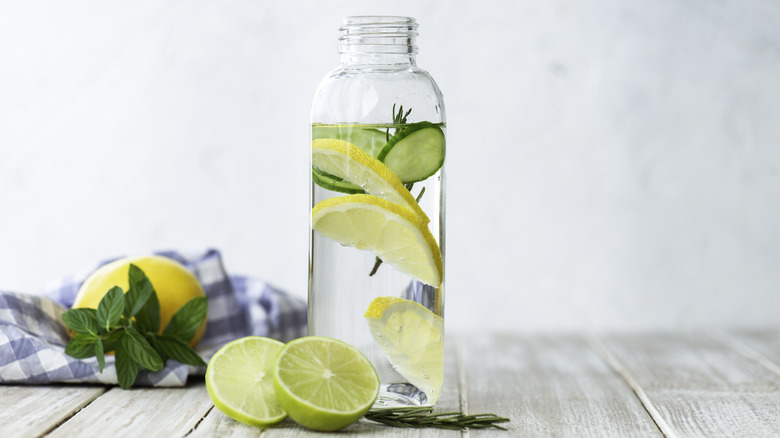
[
  {"xmin": 273, "ymin": 336, "xmax": 379, "ymax": 431},
  {"xmin": 364, "ymin": 297, "xmax": 444, "ymax": 405},
  {"xmin": 311, "ymin": 195, "xmax": 443, "ymax": 287},
  {"xmin": 311, "ymin": 138, "xmax": 429, "ymax": 223},
  {"xmin": 205, "ymin": 337, "xmax": 286, "ymax": 427}
]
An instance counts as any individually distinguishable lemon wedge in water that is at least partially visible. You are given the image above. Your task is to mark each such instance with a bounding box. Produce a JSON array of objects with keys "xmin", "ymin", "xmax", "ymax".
[
  {"xmin": 312, "ymin": 138, "xmax": 429, "ymax": 223},
  {"xmin": 311, "ymin": 195, "xmax": 442, "ymax": 287},
  {"xmin": 364, "ymin": 297, "xmax": 444, "ymax": 404}
]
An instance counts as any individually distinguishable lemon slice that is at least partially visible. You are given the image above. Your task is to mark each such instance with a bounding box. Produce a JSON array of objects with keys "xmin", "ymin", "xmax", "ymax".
[
  {"xmin": 205, "ymin": 336, "xmax": 287, "ymax": 427},
  {"xmin": 312, "ymin": 138, "xmax": 429, "ymax": 223},
  {"xmin": 273, "ymin": 336, "xmax": 379, "ymax": 431},
  {"xmin": 311, "ymin": 195, "xmax": 442, "ymax": 287},
  {"xmin": 364, "ymin": 297, "xmax": 444, "ymax": 404}
]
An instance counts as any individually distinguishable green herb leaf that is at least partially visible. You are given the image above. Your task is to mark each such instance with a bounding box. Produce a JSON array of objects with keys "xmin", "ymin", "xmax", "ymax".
[
  {"xmin": 115, "ymin": 333, "xmax": 138, "ymax": 389},
  {"xmin": 96, "ymin": 286, "xmax": 124, "ymax": 331},
  {"xmin": 162, "ymin": 296, "xmax": 208, "ymax": 343},
  {"xmin": 123, "ymin": 326, "xmax": 164, "ymax": 372},
  {"xmin": 134, "ymin": 287, "xmax": 160, "ymax": 334},
  {"xmin": 94, "ymin": 338, "xmax": 105, "ymax": 372},
  {"xmin": 101, "ymin": 329, "xmax": 124, "ymax": 353},
  {"xmin": 124, "ymin": 264, "xmax": 154, "ymax": 317},
  {"xmin": 60, "ymin": 264, "xmax": 210, "ymax": 389},
  {"xmin": 65, "ymin": 334, "xmax": 98, "ymax": 359},
  {"xmin": 150, "ymin": 335, "xmax": 207, "ymax": 367},
  {"xmin": 62, "ymin": 308, "xmax": 100, "ymax": 336}
]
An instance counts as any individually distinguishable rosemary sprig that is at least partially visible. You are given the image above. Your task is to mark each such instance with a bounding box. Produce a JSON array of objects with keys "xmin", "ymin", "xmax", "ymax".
[
  {"xmin": 372, "ymin": 104, "xmax": 414, "ymax": 277},
  {"xmin": 415, "ymin": 186, "xmax": 426, "ymax": 203},
  {"xmin": 366, "ymin": 407, "xmax": 510, "ymax": 430},
  {"xmin": 386, "ymin": 103, "xmax": 412, "ymax": 141}
]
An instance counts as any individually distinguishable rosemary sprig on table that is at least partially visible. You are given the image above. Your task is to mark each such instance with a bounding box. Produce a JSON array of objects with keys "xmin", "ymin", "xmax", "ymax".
[{"xmin": 366, "ymin": 407, "xmax": 510, "ymax": 430}]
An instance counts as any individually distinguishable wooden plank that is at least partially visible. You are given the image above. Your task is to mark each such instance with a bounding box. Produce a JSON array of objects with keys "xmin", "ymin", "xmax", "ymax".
[
  {"xmin": 724, "ymin": 329, "xmax": 780, "ymax": 376},
  {"xmin": 190, "ymin": 336, "xmax": 463, "ymax": 437},
  {"xmin": 596, "ymin": 332, "xmax": 780, "ymax": 437},
  {"xmin": 460, "ymin": 333, "xmax": 661, "ymax": 437},
  {"xmin": 46, "ymin": 383, "xmax": 212, "ymax": 438},
  {"xmin": 0, "ymin": 385, "xmax": 106, "ymax": 438}
]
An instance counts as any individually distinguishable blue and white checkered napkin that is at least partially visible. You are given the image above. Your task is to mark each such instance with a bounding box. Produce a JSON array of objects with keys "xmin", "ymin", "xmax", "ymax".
[{"xmin": 0, "ymin": 249, "xmax": 307, "ymax": 387}]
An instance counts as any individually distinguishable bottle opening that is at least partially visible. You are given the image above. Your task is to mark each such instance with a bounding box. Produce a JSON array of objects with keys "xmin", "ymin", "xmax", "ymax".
[{"xmin": 339, "ymin": 16, "xmax": 418, "ymax": 55}]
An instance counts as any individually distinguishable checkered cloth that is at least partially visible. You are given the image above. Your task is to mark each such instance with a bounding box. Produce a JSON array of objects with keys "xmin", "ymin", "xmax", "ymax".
[{"xmin": 0, "ymin": 249, "xmax": 307, "ymax": 386}]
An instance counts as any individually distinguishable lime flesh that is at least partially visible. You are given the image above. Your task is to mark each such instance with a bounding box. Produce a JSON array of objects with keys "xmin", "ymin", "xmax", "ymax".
[
  {"xmin": 273, "ymin": 336, "xmax": 380, "ymax": 431},
  {"xmin": 205, "ymin": 337, "xmax": 286, "ymax": 427}
]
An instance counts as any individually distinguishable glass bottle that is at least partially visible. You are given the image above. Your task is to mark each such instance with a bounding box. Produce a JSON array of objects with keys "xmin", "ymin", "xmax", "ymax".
[{"xmin": 309, "ymin": 16, "xmax": 446, "ymax": 408}]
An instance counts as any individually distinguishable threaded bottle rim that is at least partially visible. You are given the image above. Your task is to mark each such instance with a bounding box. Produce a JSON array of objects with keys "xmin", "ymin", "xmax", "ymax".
[{"xmin": 339, "ymin": 16, "xmax": 418, "ymax": 55}]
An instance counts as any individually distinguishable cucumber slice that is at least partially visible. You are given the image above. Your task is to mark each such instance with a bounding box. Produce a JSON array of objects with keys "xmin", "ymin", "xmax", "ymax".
[
  {"xmin": 377, "ymin": 122, "xmax": 445, "ymax": 183},
  {"xmin": 312, "ymin": 169, "xmax": 364, "ymax": 194},
  {"xmin": 312, "ymin": 126, "xmax": 388, "ymax": 158}
]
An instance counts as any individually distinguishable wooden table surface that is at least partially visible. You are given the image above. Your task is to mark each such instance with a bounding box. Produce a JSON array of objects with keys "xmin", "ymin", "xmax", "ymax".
[{"xmin": 2, "ymin": 330, "xmax": 779, "ymax": 437}]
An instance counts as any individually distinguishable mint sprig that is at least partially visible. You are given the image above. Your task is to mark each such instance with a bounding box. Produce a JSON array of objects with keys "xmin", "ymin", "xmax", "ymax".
[{"xmin": 61, "ymin": 264, "xmax": 208, "ymax": 389}]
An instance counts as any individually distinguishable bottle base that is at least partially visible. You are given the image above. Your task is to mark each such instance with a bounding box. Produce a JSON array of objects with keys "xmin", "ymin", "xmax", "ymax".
[{"xmin": 372, "ymin": 383, "xmax": 432, "ymax": 408}]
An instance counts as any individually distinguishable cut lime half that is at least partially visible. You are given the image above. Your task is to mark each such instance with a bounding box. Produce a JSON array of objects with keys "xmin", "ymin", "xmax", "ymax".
[
  {"xmin": 273, "ymin": 336, "xmax": 380, "ymax": 431},
  {"xmin": 205, "ymin": 336, "xmax": 286, "ymax": 427}
]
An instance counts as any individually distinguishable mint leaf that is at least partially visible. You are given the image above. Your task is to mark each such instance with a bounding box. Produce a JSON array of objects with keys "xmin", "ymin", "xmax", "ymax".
[
  {"xmin": 95, "ymin": 338, "xmax": 105, "ymax": 372},
  {"xmin": 96, "ymin": 286, "xmax": 124, "ymax": 331},
  {"xmin": 124, "ymin": 264, "xmax": 154, "ymax": 317},
  {"xmin": 163, "ymin": 296, "xmax": 208, "ymax": 343},
  {"xmin": 124, "ymin": 326, "xmax": 164, "ymax": 371},
  {"xmin": 65, "ymin": 334, "xmax": 98, "ymax": 359},
  {"xmin": 151, "ymin": 335, "xmax": 206, "ymax": 367},
  {"xmin": 115, "ymin": 333, "xmax": 138, "ymax": 389},
  {"xmin": 101, "ymin": 329, "xmax": 124, "ymax": 353},
  {"xmin": 134, "ymin": 288, "xmax": 160, "ymax": 334},
  {"xmin": 62, "ymin": 308, "xmax": 100, "ymax": 336}
]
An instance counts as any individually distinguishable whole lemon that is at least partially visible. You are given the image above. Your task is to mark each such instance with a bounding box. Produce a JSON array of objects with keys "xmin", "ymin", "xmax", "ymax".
[{"xmin": 72, "ymin": 255, "xmax": 207, "ymax": 347}]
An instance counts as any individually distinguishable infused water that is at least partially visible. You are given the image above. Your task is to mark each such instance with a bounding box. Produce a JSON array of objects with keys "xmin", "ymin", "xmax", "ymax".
[{"xmin": 309, "ymin": 122, "xmax": 445, "ymax": 407}]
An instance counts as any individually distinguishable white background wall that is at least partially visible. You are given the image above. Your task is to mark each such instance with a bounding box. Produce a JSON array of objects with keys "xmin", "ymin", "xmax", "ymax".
[{"xmin": 1, "ymin": 1, "xmax": 779, "ymax": 332}]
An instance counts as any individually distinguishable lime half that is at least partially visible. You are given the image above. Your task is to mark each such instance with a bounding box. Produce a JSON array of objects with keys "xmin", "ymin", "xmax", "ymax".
[
  {"xmin": 205, "ymin": 337, "xmax": 286, "ymax": 427},
  {"xmin": 365, "ymin": 297, "xmax": 444, "ymax": 404},
  {"xmin": 273, "ymin": 336, "xmax": 380, "ymax": 431}
]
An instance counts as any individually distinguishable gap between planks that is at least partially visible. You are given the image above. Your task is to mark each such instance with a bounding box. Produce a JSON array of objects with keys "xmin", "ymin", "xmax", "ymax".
[
  {"xmin": 40, "ymin": 387, "xmax": 107, "ymax": 438},
  {"xmin": 709, "ymin": 329, "xmax": 780, "ymax": 378},
  {"xmin": 586, "ymin": 331, "xmax": 780, "ymax": 438},
  {"xmin": 585, "ymin": 334, "xmax": 676, "ymax": 438}
]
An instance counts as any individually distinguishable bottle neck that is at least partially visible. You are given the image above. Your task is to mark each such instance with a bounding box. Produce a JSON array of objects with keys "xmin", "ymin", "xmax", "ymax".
[{"xmin": 338, "ymin": 16, "xmax": 418, "ymax": 67}]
